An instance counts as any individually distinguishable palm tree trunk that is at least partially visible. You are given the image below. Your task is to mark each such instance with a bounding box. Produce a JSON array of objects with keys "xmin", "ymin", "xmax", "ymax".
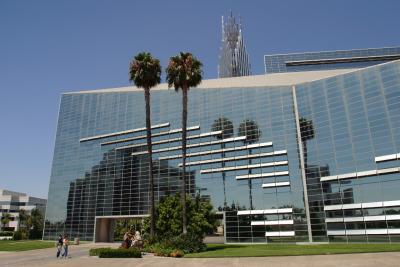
[
  {"xmin": 248, "ymin": 148, "xmax": 253, "ymax": 210},
  {"xmin": 144, "ymin": 88, "xmax": 155, "ymax": 237},
  {"xmin": 221, "ymin": 143, "xmax": 227, "ymax": 208},
  {"xmin": 181, "ymin": 85, "xmax": 188, "ymax": 234}
]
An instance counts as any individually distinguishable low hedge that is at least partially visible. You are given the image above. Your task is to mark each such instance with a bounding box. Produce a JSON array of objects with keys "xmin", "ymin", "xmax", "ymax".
[
  {"xmin": 12, "ymin": 230, "xmax": 27, "ymax": 240},
  {"xmin": 89, "ymin": 247, "xmax": 141, "ymax": 258},
  {"xmin": 89, "ymin": 247, "xmax": 112, "ymax": 256},
  {"xmin": 152, "ymin": 245, "xmax": 183, "ymax": 258},
  {"xmin": 144, "ymin": 233, "xmax": 206, "ymax": 257},
  {"xmin": 0, "ymin": 231, "xmax": 14, "ymax": 237}
]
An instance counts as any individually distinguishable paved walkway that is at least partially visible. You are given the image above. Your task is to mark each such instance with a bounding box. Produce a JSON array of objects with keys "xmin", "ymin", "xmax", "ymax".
[{"xmin": 1, "ymin": 243, "xmax": 400, "ymax": 267}]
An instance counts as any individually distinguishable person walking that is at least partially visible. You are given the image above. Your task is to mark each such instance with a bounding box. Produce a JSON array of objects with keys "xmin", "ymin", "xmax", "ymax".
[
  {"xmin": 61, "ymin": 235, "xmax": 69, "ymax": 258},
  {"xmin": 56, "ymin": 234, "xmax": 63, "ymax": 258}
]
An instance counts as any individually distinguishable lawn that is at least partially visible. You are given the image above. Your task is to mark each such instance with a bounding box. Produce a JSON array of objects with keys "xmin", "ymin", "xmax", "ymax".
[
  {"xmin": 186, "ymin": 243, "xmax": 400, "ymax": 258},
  {"xmin": 0, "ymin": 240, "xmax": 55, "ymax": 252}
]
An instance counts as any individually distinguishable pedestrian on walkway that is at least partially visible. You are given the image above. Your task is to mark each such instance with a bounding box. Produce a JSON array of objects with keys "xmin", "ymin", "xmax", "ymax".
[
  {"xmin": 56, "ymin": 234, "xmax": 63, "ymax": 258},
  {"xmin": 61, "ymin": 235, "xmax": 69, "ymax": 258}
]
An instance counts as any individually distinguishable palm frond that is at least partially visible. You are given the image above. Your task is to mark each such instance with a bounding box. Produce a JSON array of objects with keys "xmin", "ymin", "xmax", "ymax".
[
  {"xmin": 129, "ymin": 52, "xmax": 162, "ymax": 89},
  {"xmin": 166, "ymin": 52, "xmax": 203, "ymax": 91}
]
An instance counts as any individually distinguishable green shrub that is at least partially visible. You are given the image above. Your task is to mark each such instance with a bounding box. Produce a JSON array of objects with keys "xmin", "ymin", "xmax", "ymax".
[
  {"xmin": 13, "ymin": 230, "xmax": 27, "ymax": 240},
  {"xmin": 149, "ymin": 244, "xmax": 186, "ymax": 257},
  {"xmin": 153, "ymin": 245, "xmax": 173, "ymax": 257},
  {"xmin": 143, "ymin": 234, "xmax": 205, "ymax": 257},
  {"xmin": 0, "ymin": 231, "xmax": 14, "ymax": 237},
  {"xmin": 164, "ymin": 233, "xmax": 206, "ymax": 254},
  {"xmin": 143, "ymin": 194, "xmax": 216, "ymax": 240},
  {"xmin": 89, "ymin": 247, "xmax": 112, "ymax": 256},
  {"xmin": 171, "ymin": 250, "xmax": 184, "ymax": 258},
  {"xmin": 98, "ymin": 248, "xmax": 141, "ymax": 258},
  {"xmin": 29, "ymin": 228, "xmax": 43, "ymax": 239},
  {"xmin": 142, "ymin": 233, "xmax": 160, "ymax": 246},
  {"xmin": 141, "ymin": 194, "xmax": 213, "ymax": 257}
]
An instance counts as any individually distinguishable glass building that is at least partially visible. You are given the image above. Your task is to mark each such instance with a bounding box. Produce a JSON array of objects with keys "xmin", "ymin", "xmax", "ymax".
[
  {"xmin": 44, "ymin": 53, "xmax": 400, "ymax": 243},
  {"xmin": 264, "ymin": 46, "xmax": 400, "ymax": 74}
]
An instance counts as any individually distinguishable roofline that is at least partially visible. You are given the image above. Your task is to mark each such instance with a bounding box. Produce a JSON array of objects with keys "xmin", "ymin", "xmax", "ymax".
[
  {"xmin": 62, "ymin": 59, "xmax": 400, "ymax": 95},
  {"xmin": 62, "ymin": 69, "xmax": 359, "ymax": 95},
  {"xmin": 263, "ymin": 45, "xmax": 400, "ymax": 58}
]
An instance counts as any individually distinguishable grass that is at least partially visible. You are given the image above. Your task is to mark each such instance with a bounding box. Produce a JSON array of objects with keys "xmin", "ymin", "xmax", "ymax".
[
  {"xmin": 185, "ymin": 243, "xmax": 400, "ymax": 258},
  {"xmin": 0, "ymin": 240, "xmax": 55, "ymax": 252}
]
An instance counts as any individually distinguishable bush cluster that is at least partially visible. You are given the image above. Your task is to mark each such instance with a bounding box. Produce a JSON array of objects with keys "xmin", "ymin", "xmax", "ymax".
[
  {"xmin": 89, "ymin": 247, "xmax": 141, "ymax": 258},
  {"xmin": 163, "ymin": 233, "xmax": 206, "ymax": 254},
  {"xmin": 0, "ymin": 231, "xmax": 14, "ymax": 237},
  {"xmin": 144, "ymin": 233, "xmax": 206, "ymax": 257},
  {"xmin": 12, "ymin": 230, "xmax": 27, "ymax": 240},
  {"xmin": 89, "ymin": 247, "xmax": 112, "ymax": 256},
  {"xmin": 141, "ymin": 194, "xmax": 214, "ymax": 257},
  {"xmin": 145, "ymin": 242, "xmax": 183, "ymax": 257}
]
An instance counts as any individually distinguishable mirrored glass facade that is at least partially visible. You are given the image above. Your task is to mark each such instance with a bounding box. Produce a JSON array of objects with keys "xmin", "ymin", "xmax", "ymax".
[
  {"xmin": 264, "ymin": 47, "xmax": 400, "ymax": 74},
  {"xmin": 44, "ymin": 59, "xmax": 400, "ymax": 243}
]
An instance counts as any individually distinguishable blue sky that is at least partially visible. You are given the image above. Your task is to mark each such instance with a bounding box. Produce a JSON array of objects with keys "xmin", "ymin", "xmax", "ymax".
[{"xmin": 1, "ymin": 0, "xmax": 400, "ymax": 198}]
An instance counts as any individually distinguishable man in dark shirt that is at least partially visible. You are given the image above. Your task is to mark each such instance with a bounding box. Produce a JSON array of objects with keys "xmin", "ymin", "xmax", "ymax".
[{"xmin": 56, "ymin": 234, "xmax": 63, "ymax": 258}]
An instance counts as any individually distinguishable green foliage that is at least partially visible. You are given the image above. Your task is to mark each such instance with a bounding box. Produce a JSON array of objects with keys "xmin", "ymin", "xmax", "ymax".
[
  {"xmin": 211, "ymin": 117, "xmax": 234, "ymax": 139},
  {"xmin": 1, "ymin": 213, "xmax": 12, "ymax": 230},
  {"xmin": 13, "ymin": 230, "xmax": 27, "ymax": 240},
  {"xmin": 151, "ymin": 243, "xmax": 173, "ymax": 257},
  {"xmin": 144, "ymin": 193, "xmax": 215, "ymax": 239},
  {"xmin": 0, "ymin": 231, "xmax": 14, "ymax": 237},
  {"xmin": 238, "ymin": 119, "xmax": 261, "ymax": 144},
  {"xmin": 18, "ymin": 210, "xmax": 28, "ymax": 228},
  {"xmin": 96, "ymin": 248, "xmax": 142, "ymax": 258},
  {"xmin": 89, "ymin": 247, "xmax": 112, "ymax": 256},
  {"xmin": 142, "ymin": 194, "xmax": 214, "ymax": 257},
  {"xmin": 166, "ymin": 52, "xmax": 203, "ymax": 91},
  {"xmin": 28, "ymin": 208, "xmax": 44, "ymax": 239},
  {"xmin": 6, "ymin": 209, "xmax": 44, "ymax": 240},
  {"xmin": 145, "ymin": 241, "xmax": 188, "ymax": 257},
  {"xmin": 129, "ymin": 52, "xmax": 162, "ymax": 89},
  {"xmin": 162, "ymin": 233, "xmax": 206, "ymax": 254},
  {"xmin": 113, "ymin": 219, "xmax": 141, "ymax": 241}
]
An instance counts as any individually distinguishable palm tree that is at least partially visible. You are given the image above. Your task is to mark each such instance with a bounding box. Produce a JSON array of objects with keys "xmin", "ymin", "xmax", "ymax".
[
  {"xmin": 1, "ymin": 213, "xmax": 12, "ymax": 230},
  {"xmin": 129, "ymin": 52, "xmax": 162, "ymax": 237},
  {"xmin": 18, "ymin": 210, "xmax": 29, "ymax": 237},
  {"xmin": 211, "ymin": 117, "xmax": 234, "ymax": 208},
  {"xmin": 28, "ymin": 208, "xmax": 44, "ymax": 239},
  {"xmin": 238, "ymin": 119, "xmax": 261, "ymax": 210},
  {"xmin": 166, "ymin": 52, "xmax": 203, "ymax": 234}
]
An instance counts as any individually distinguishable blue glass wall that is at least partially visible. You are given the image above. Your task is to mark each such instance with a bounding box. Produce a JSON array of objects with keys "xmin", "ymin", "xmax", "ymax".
[
  {"xmin": 44, "ymin": 60, "xmax": 400, "ymax": 243},
  {"xmin": 44, "ymin": 86, "xmax": 309, "ymax": 242},
  {"xmin": 296, "ymin": 60, "xmax": 400, "ymax": 242},
  {"xmin": 265, "ymin": 47, "xmax": 400, "ymax": 74}
]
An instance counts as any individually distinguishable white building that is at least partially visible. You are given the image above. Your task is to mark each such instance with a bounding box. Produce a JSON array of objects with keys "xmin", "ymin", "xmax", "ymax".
[{"xmin": 0, "ymin": 189, "xmax": 46, "ymax": 231}]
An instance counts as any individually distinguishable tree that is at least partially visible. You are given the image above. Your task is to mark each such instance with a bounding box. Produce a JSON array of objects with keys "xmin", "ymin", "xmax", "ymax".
[
  {"xmin": 238, "ymin": 119, "xmax": 261, "ymax": 210},
  {"xmin": 166, "ymin": 52, "xmax": 203, "ymax": 234},
  {"xmin": 211, "ymin": 117, "xmax": 234, "ymax": 208},
  {"xmin": 1, "ymin": 213, "xmax": 12, "ymax": 231},
  {"xmin": 28, "ymin": 208, "xmax": 44, "ymax": 239},
  {"xmin": 129, "ymin": 52, "xmax": 162, "ymax": 237},
  {"xmin": 146, "ymin": 193, "xmax": 215, "ymax": 239},
  {"xmin": 18, "ymin": 209, "xmax": 28, "ymax": 230}
]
